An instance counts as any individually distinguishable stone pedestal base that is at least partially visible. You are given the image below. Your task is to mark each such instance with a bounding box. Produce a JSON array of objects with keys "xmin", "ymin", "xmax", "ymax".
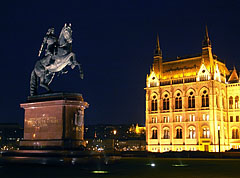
[{"xmin": 20, "ymin": 93, "xmax": 89, "ymax": 149}]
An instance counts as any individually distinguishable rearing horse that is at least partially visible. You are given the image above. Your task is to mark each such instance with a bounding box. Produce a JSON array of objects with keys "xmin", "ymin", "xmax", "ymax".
[{"xmin": 30, "ymin": 24, "xmax": 83, "ymax": 96}]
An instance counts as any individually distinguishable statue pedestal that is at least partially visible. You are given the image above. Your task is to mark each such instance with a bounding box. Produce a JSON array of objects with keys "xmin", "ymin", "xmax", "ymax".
[{"xmin": 20, "ymin": 93, "xmax": 89, "ymax": 149}]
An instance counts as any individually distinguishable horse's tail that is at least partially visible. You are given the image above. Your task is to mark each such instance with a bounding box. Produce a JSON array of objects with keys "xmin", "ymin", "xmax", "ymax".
[{"xmin": 30, "ymin": 70, "xmax": 38, "ymax": 96}]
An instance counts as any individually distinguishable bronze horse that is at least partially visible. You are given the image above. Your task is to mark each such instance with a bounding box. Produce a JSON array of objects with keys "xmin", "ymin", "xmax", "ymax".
[{"xmin": 30, "ymin": 24, "xmax": 83, "ymax": 96}]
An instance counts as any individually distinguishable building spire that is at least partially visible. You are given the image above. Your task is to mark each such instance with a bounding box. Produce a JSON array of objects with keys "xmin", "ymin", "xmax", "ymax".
[
  {"xmin": 228, "ymin": 66, "xmax": 239, "ymax": 83},
  {"xmin": 154, "ymin": 34, "xmax": 162, "ymax": 57},
  {"xmin": 202, "ymin": 25, "xmax": 211, "ymax": 48}
]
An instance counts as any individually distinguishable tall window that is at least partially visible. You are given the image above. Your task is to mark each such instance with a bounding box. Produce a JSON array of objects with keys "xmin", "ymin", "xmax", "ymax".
[
  {"xmin": 237, "ymin": 116, "xmax": 239, "ymax": 122},
  {"xmin": 151, "ymin": 117, "xmax": 157, "ymax": 123},
  {"xmin": 163, "ymin": 94, "xmax": 170, "ymax": 110},
  {"xmin": 235, "ymin": 96, "xmax": 239, "ymax": 109},
  {"xmin": 163, "ymin": 128, "xmax": 170, "ymax": 139},
  {"xmin": 176, "ymin": 128, "xmax": 182, "ymax": 139},
  {"xmin": 202, "ymin": 128, "xmax": 210, "ymax": 138},
  {"xmin": 202, "ymin": 90, "xmax": 209, "ymax": 107},
  {"xmin": 216, "ymin": 95, "xmax": 219, "ymax": 108},
  {"xmin": 230, "ymin": 116, "xmax": 233, "ymax": 122},
  {"xmin": 203, "ymin": 114, "xmax": 209, "ymax": 121},
  {"xmin": 189, "ymin": 114, "xmax": 195, "ymax": 121},
  {"xmin": 151, "ymin": 95, "xmax": 158, "ymax": 112},
  {"xmin": 176, "ymin": 115, "xmax": 182, "ymax": 122},
  {"xmin": 152, "ymin": 128, "xmax": 158, "ymax": 139},
  {"xmin": 175, "ymin": 93, "xmax": 182, "ymax": 109},
  {"xmin": 188, "ymin": 91, "xmax": 195, "ymax": 108},
  {"xmin": 229, "ymin": 96, "xmax": 233, "ymax": 109},
  {"xmin": 232, "ymin": 129, "xmax": 239, "ymax": 139},
  {"xmin": 163, "ymin": 116, "xmax": 169, "ymax": 123},
  {"xmin": 189, "ymin": 127, "xmax": 196, "ymax": 139}
]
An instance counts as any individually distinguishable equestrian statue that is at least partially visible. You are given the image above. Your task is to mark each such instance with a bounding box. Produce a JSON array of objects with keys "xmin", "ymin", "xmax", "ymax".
[{"xmin": 30, "ymin": 23, "xmax": 83, "ymax": 96}]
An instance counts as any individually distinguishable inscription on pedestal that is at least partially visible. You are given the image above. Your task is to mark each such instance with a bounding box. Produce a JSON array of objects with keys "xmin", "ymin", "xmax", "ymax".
[{"xmin": 20, "ymin": 93, "xmax": 88, "ymax": 149}]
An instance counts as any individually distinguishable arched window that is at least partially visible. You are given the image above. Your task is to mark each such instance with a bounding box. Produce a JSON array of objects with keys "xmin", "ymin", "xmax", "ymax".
[
  {"xmin": 202, "ymin": 90, "xmax": 209, "ymax": 107},
  {"xmin": 229, "ymin": 96, "xmax": 233, "ymax": 109},
  {"xmin": 163, "ymin": 128, "xmax": 170, "ymax": 139},
  {"xmin": 235, "ymin": 96, "xmax": 239, "ymax": 109},
  {"xmin": 202, "ymin": 127, "xmax": 210, "ymax": 138},
  {"xmin": 163, "ymin": 94, "xmax": 169, "ymax": 110},
  {"xmin": 232, "ymin": 129, "xmax": 239, "ymax": 139},
  {"xmin": 176, "ymin": 128, "xmax": 182, "ymax": 139},
  {"xmin": 189, "ymin": 127, "xmax": 196, "ymax": 139},
  {"xmin": 151, "ymin": 128, "xmax": 158, "ymax": 139},
  {"xmin": 175, "ymin": 93, "xmax": 182, "ymax": 109},
  {"xmin": 151, "ymin": 95, "xmax": 158, "ymax": 112},
  {"xmin": 188, "ymin": 91, "xmax": 195, "ymax": 108}
]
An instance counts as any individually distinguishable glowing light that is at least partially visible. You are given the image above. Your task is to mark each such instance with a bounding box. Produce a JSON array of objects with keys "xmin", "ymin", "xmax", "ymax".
[
  {"xmin": 172, "ymin": 164, "xmax": 188, "ymax": 167},
  {"xmin": 151, "ymin": 163, "xmax": 156, "ymax": 167},
  {"xmin": 113, "ymin": 130, "xmax": 117, "ymax": 135},
  {"xmin": 147, "ymin": 163, "xmax": 156, "ymax": 167},
  {"xmin": 92, "ymin": 171, "xmax": 108, "ymax": 174}
]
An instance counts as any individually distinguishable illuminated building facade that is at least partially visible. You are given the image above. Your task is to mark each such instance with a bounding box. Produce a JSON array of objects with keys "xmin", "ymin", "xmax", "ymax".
[{"xmin": 145, "ymin": 28, "xmax": 240, "ymax": 152}]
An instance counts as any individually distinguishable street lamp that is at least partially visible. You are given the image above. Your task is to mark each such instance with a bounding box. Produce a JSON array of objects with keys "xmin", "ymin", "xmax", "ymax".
[{"xmin": 113, "ymin": 130, "xmax": 117, "ymax": 155}]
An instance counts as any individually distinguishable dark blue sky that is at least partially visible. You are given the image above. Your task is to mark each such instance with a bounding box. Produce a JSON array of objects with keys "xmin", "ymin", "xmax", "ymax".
[{"xmin": 1, "ymin": 0, "xmax": 240, "ymax": 125}]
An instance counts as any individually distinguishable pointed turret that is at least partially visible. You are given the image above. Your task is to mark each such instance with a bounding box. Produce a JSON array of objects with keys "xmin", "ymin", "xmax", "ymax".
[
  {"xmin": 202, "ymin": 25, "xmax": 211, "ymax": 48},
  {"xmin": 154, "ymin": 34, "xmax": 162, "ymax": 57},
  {"xmin": 202, "ymin": 26, "xmax": 214, "ymax": 74},
  {"xmin": 153, "ymin": 34, "xmax": 163, "ymax": 79},
  {"xmin": 228, "ymin": 67, "xmax": 239, "ymax": 83}
]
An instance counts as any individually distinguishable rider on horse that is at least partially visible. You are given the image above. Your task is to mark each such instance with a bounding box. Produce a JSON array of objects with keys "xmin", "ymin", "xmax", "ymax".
[
  {"xmin": 30, "ymin": 24, "xmax": 83, "ymax": 96},
  {"xmin": 40, "ymin": 28, "xmax": 58, "ymax": 68}
]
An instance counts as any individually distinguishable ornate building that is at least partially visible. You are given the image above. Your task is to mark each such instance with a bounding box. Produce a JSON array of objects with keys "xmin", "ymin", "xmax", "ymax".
[{"xmin": 145, "ymin": 28, "xmax": 240, "ymax": 152}]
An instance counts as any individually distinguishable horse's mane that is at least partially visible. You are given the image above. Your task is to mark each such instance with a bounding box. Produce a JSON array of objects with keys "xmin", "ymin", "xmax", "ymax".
[
  {"xmin": 58, "ymin": 24, "xmax": 72, "ymax": 46},
  {"xmin": 58, "ymin": 26, "xmax": 65, "ymax": 45}
]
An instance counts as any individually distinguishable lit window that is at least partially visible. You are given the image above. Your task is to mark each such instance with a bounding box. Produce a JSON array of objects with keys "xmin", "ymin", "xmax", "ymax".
[
  {"xmin": 189, "ymin": 114, "xmax": 195, "ymax": 122},
  {"xmin": 202, "ymin": 90, "xmax": 209, "ymax": 107},
  {"xmin": 235, "ymin": 96, "xmax": 239, "ymax": 109},
  {"xmin": 176, "ymin": 115, "xmax": 182, "ymax": 122},
  {"xmin": 207, "ymin": 114, "xmax": 209, "ymax": 121},
  {"xmin": 163, "ymin": 94, "xmax": 169, "ymax": 110},
  {"xmin": 202, "ymin": 128, "xmax": 210, "ymax": 138},
  {"xmin": 189, "ymin": 127, "xmax": 196, "ymax": 139},
  {"xmin": 176, "ymin": 128, "xmax": 182, "ymax": 139},
  {"xmin": 175, "ymin": 93, "xmax": 182, "ymax": 109},
  {"xmin": 232, "ymin": 129, "xmax": 239, "ymax": 139},
  {"xmin": 229, "ymin": 96, "xmax": 233, "ymax": 109},
  {"xmin": 151, "ymin": 95, "xmax": 158, "ymax": 112},
  {"xmin": 163, "ymin": 116, "xmax": 169, "ymax": 123},
  {"xmin": 163, "ymin": 128, "xmax": 170, "ymax": 139},
  {"xmin": 151, "ymin": 117, "xmax": 158, "ymax": 123},
  {"xmin": 151, "ymin": 128, "xmax": 158, "ymax": 139},
  {"xmin": 188, "ymin": 91, "xmax": 195, "ymax": 108},
  {"xmin": 203, "ymin": 114, "xmax": 209, "ymax": 121}
]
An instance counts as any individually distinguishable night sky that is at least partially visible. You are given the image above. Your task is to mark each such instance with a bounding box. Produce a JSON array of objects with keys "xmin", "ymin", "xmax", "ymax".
[{"xmin": 1, "ymin": 0, "xmax": 240, "ymax": 126}]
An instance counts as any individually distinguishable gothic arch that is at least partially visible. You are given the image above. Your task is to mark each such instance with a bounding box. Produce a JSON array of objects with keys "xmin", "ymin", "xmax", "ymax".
[
  {"xmin": 186, "ymin": 88, "xmax": 196, "ymax": 95},
  {"xmin": 174, "ymin": 89, "xmax": 183, "ymax": 97},
  {"xmin": 199, "ymin": 86, "xmax": 209, "ymax": 95}
]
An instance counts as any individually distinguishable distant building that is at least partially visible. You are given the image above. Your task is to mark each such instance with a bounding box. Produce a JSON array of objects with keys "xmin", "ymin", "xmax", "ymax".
[
  {"xmin": 0, "ymin": 123, "xmax": 23, "ymax": 150},
  {"xmin": 84, "ymin": 124, "xmax": 146, "ymax": 151},
  {"xmin": 145, "ymin": 28, "xmax": 240, "ymax": 152}
]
